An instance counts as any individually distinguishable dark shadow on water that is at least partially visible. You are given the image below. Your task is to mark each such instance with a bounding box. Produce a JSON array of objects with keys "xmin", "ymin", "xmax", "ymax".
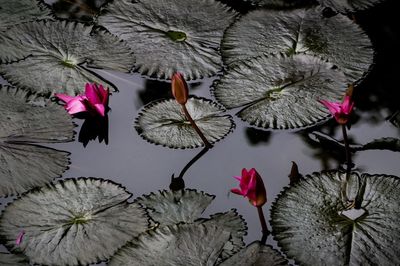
[
  {"xmin": 52, "ymin": 0, "xmax": 110, "ymax": 22},
  {"xmin": 138, "ymin": 79, "xmax": 172, "ymax": 106},
  {"xmin": 244, "ymin": 127, "xmax": 272, "ymax": 146},
  {"xmin": 78, "ymin": 114, "xmax": 109, "ymax": 147}
]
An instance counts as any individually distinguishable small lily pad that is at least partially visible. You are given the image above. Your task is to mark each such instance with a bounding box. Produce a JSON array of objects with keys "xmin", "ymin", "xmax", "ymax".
[
  {"xmin": 108, "ymin": 223, "xmax": 230, "ymax": 266},
  {"xmin": 271, "ymin": 171, "xmax": 400, "ymax": 265},
  {"xmin": 213, "ymin": 55, "xmax": 347, "ymax": 129},
  {"xmin": 136, "ymin": 189, "xmax": 215, "ymax": 226},
  {"xmin": 135, "ymin": 97, "xmax": 235, "ymax": 148},
  {"xmin": 97, "ymin": 0, "xmax": 238, "ymax": 80},
  {"xmin": 0, "ymin": 178, "xmax": 149, "ymax": 266},
  {"xmin": 316, "ymin": 0, "xmax": 385, "ymax": 13},
  {"xmin": 222, "ymin": 7, "xmax": 373, "ymax": 83},
  {"xmin": 0, "ymin": 86, "xmax": 74, "ymax": 197},
  {"xmin": 0, "ymin": 20, "xmax": 134, "ymax": 95},
  {"xmin": 0, "ymin": 252, "xmax": 29, "ymax": 266},
  {"xmin": 219, "ymin": 241, "xmax": 288, "ymax": 266}
]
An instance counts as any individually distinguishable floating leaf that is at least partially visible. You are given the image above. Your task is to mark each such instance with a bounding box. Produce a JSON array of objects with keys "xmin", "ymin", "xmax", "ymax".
[
  {"xmin": 316, "ymin": 0, "xmax": 385, "ymax": 13},
  {"xmin": 135, "ymin": 97, "xmax": 235, "ymax": 148},
  {"xmin": 213, "ymin": 55, "xmax": 347, "ymax": 129},
  {"xmin": 97, "ymin": 0, "xmax": 238, "ymax": 80},
  {"xmin": 222, "ymin": 7, "xmax": 373, "ymax": 83},
  {"xmin": 136, "ymin": 189, "xmax": 215, "ymax": 226},
  {"xmin": 358, "ymin": 137, "xmax": 400, "ymax": 152},
  {"xmin": 0, "ymin": 252, "xmax": 29, "ymax": 266},
  {"xmin": 109, "ymin": 223, "xmax": 230, "ymax": 266},
  {"xmin": 271, "ymin": 171, "xmax": 400, "ymax": 265},
  {"xmin": 0, "ymin": 20, "xmax": 134, "ymax": 95},
  {"xmin": 0, "ymin": 86, "xmax": 74, "ymax": 197},
  {"xmin": 219, "ymin": 241, "xmax": 288, "ymax": 266},
  {"xmin": 243, "ymin": 0, "xmax": 311, "ymax": 8},
  {"xmin": 0, "ymin": 178, "xmax": 149, "ymax": 266}
]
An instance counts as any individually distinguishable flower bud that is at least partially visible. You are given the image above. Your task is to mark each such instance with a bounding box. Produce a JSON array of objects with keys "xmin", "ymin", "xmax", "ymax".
[{"xmin": 171, "ymin": 72, "xmax": 189, "ymax": 105}]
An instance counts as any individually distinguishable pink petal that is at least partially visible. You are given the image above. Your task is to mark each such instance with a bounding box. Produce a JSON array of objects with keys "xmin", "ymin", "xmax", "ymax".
[
  {"xmin": 231, "ymin": 188, "xmax": 244, "ymax": 196},
  {"xmin": 16, "ymin": 230, "xmax": 25, "ymax": 245},
  {"xmin": 319, "ymin": 100, "xmax": 341, "ymax": 116},
  {"xmin": 233, "ymin": 176, "xmax": 242, "ymax": 181},
  {"xmin": 97, "ymin": 84, "xmax": 109, "ymax": 105},
  {"xmin": 342, "ymin": 96, "xmax": 354, "ymax": 114},
  {"xmin": 55, "ymin": 93, "xmax": 75, "ymax": 103},
  {"xmin": 85, "ymin": 83, "xmax": 101, "ymax": 105},
  {"xmin": 93, "ymin": 104, "xmax": 105, "ymax": 117},
  {"xmin": 65, "ymin": 96, "xmax": 87, "ymax": 115}
]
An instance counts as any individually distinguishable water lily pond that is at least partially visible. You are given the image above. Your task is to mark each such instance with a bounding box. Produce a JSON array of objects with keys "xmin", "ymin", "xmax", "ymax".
[{"xmin": 1, "ymin": 0, "xmax": 400, "ymax": 265}]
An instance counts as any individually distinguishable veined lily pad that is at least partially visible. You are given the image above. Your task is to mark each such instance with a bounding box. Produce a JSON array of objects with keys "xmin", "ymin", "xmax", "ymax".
[
  {"xmin": 213, "ymin": 55, "xmax": 347, "ymax": 129},
  {"xmin": 135, "ymin": 97, "xmax": 235, "ymax": 148},
  {"xmin": 316, "ymin": 0, "xmax": 385, "ymax": 13},
  {"xmin": 219, "ymin": 241, "xmax": 288, "ymax": 266},
  {"xmin": 136, "ymin": 189, "xmax": 215, "ymax": 226},
  {"xmin": 222, "ymin": 7, "xmax": 373, "ymax": 83},
  {"xmin": 97, "ymin": 0, "xmax": 238, "ymax": 80},
  {"xmin": 0, "ymin": 20, "xmax": 134, "ymax": 95},
  {"xmin": 0, "ymin": 86, "xmax": 73, "ymax": 197},
  {"xmin": 108, "ymin": 223, "xmax": 230, "ymax": 266},
  {"xmin": 271, "ymin": 171, "xmax": 400, "ymax": 265},
  {"xmin": 0, "ymin": 252, "xmax": 29, "ymax": 266},
  {"xmin": 0, "ymin": 178, "xmax": 149, "ymax": 266}
]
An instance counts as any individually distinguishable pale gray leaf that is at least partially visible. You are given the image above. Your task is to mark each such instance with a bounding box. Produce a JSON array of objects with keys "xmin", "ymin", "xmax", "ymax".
[
  {"xmin": 109, "ymin": 223, "xmax": 230, "ymax": 266},
  {"xmin": 222, "ymin": 7, "xmax": 373, "ymax": 83},
  {"xmin": 136, "ymin": 189, "xmax": 215, "ymax": 226},
  {"xmin": 271, "ymin": 171, "xmax": 400, "ymax": 265},
  {"xmin": 0, "ymin": 178, "xmax": 149, "ymax": 266},
  {"xmin": 97, "ymin": 0, "xmax": 238, "ymax": 80},
  {"xmin": 317, "ymin": 0, "xmax": 385, "ymax": 13},
  {"xmin": 213, "ymin": 55, "xmax": 347, "ymax": 129},
  {"xmin": 0, "ymin": 252, "xmax": 29, "ymax": 266},
  {"xmin": 243, "ymin": 0, "xmax": 311, "ymax": 8},
  {"xmin": 0, "ymin": 20, "xmax": 134, "ymax": 95},
  {"xmin": 135, "ymin": 97, "xmax": 235, "ymax": 148}
]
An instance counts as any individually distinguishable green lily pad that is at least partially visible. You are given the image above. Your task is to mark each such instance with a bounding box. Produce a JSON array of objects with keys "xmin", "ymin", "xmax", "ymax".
[
  {"xmin": 213, "ymin": 55, "xmax": 347, "ymax": 129},
  {"xmin": 0, "ymin": 20, "xmax": 134, "ymax": 95},
  {"xmin": 0, "ymin": 86, "xmax": 74, "ymax": 197},
  {"xmin": 108, "ymin": 223, "xmax": 230, "ymax": 266},
  {"xmin": 271, "ymin": 171, "xmax": 400, "ymax": 265},
  {"xmin": 316, "ymin": 0, "xmax": 385, "ymax": 13},
  {"xmin": 222, "ymin": 7, "xmax": 373, "ymax": 83},
  {"xmin": 97, "ymin": 0, "xmax": 238, "ymax": 80},
  {"xmin": 0, "ymin": 178, "xmax": 149, "ymax": 266},
  {"xmin": 0, "ymin": 252, "xmax": 29, "ymax": 266},
  {"xmin": 136, "ymin": 189, "xmax": 215, "ymax": 226},
  {"xmin": 135, "ymin": 97, "xmax": 235, "ymax": 148},
  {"xmin": 219, "ymin": 241, "xmax": 288, "ymax": 266}
]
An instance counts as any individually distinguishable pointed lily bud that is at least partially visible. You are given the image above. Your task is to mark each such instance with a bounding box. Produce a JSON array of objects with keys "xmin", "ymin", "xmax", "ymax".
[
  {"xmin": 319, "ymin": 95, "xmax": 354, "ymax": 125},
  {"xmin": 171, "ymin": 72, "xmax": 189, "ymax": 105},
  {"xmin": 231, "ymin": 168, "xmax": 267, "ymax": 207}
]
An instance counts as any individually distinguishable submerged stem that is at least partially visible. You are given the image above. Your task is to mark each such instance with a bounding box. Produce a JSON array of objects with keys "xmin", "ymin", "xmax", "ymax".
[
  {"xmin": 341, "ymin": 124, "xmax": 353, "ymax": 205},
  {"xmin": 257, "ymin": 206, "xmax": 269, "ymax": 245},
  {"xmin": 181, "ymin": 104, "xmax": 212, "ymax": 148}
]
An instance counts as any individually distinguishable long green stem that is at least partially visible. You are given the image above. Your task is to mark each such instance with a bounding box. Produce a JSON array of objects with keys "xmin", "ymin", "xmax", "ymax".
[
  {"xmin": 257, "ymin": 206, "xmax": 269, "ymax": 245},
  {"xmin": 341, "ymin": 124, "xmax": 352, "ymax": 205},
  {"xmin": 181, "ymin": 104, "xmax": 212, "ymax": 148}
]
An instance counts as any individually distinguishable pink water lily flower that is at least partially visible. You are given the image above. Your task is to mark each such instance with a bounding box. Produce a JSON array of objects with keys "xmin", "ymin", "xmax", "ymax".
[
  {"xmin": 231, "ymin": 168, "xmax": 267, "ymax": 207},
  {"xmin": 16, "ymin": 230, "xmax": 25, "ymax": 245},
  {"xmin": 55, "ymin": 83, "xmax": 109, "ymax": 117},
  {"xmin": 320, "ymin": 95, "xmax": 354, "ymax": 125}
]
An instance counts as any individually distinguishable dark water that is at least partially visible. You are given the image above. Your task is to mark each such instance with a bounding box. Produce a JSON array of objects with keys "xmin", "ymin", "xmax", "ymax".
[{"xmin": 1, "ymin": 0, "xmax": 400, "ymax": 264}]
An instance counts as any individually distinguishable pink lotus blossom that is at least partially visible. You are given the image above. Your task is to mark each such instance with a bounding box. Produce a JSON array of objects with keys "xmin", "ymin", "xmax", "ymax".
[
  {"xmin": 55, "ymin": 83, "xmax": 109, "ymax": 117},
  {"xmin": 171, "ymin": 72, "xmax": 189, "ymax": 105},
  {"xmin": 320, "ymin": 95, "xmax": 354, "ymax": 125},
  {"xmin": 16, "ymin": 230, "xmax": 25, "ymax": 245},
  {"xmin": 231, "ymin": 168, "xmax": 267, "ymax": 207}
]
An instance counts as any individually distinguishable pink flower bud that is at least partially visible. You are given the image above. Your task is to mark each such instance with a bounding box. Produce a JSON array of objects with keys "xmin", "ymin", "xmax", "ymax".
[
  {"xmin": 231, "ymin": 168, "xmax": 267, "ymax": 207},
  {"xmin": 319, "ymin": 95, "xmax": 354, "ymax": 125},
  {"xmin": 171, "ymin": 72, "xmax": 189, "ymax": 105}
]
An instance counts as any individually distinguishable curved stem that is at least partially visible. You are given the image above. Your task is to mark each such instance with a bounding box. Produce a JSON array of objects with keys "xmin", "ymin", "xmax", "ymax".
[
  {"xmin": 257, "ymin": 206, "xmax": 269, "ymax": 245},
  {"xmin": 181, "ymin": 104, "xmax": 212, "ymax": 148}
]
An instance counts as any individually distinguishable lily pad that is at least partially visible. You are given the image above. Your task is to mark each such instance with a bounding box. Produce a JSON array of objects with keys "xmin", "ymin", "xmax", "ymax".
[
  {"xmin": 0, "ymin": 20, "xmax": 134, "ymax": 95},
  {"xmin": 97, "ymin": 0, "xmax": 238, "ymax": 80},
  {"xmin": 219, "ymin": 241, "xmax": 288, "ymax": 266},
  {"xmin": 135, "ymin": 97, "xmax": 235, "ymax": 148},
  {"xmin": 0, "ymin": 86, "xmax": 74, "ymax": 197},
  {"xmin": 0, "ymin": 252, "xmax": 29, "ymax": 266},
  {"xmin": 243, "ymin": 0, "xmax": 311, "ymax": 8},
  {"xmin": 108, "ymin": 223, "xmax": 230, "ymax": 266},
  {"xmin": 136, "ymin": 189, "xmax": 215, "ymax": 226},
  {"xmin": 222, "ymin": 7, "xmax": 373, "ymax": 83},
  {"xmin": 271, "ymin": 171, "xmax": 400, "ymax": 265},
  {"xmin": 0, "ymin": 178, "xmax": 149, "ymax": 266},
  {"xmin": 316, "ymin": 0, "xmax": 385, "ymax": 13},
  {"xmin": 213, "ymin": 55, "xmax": 347, "ymax": 129}
]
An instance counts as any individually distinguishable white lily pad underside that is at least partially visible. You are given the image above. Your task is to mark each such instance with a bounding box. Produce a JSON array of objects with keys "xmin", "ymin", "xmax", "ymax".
[
  {"xmin": 271, "ymin": 171, "xmax": 400, "ymax": 265},
  {"xmin": 0, "ymin": 20, "xmax": 134, "ymax": 95},
  {"xmin": 317, "ymin": 0, "xmax": 385, "ymax": 13},
  {"xmin": 0, "ymin": 178, "xmax": 149, "ymax": 266},
  {"xmin": 97, "ymin": 0, "xmax": 238, "ymax": 80},
  {"xmin": 213, "ymin": 55, "xmax": 347, "ymax": 129},
  {"xmin": 222, "ymin": 7, "xmax": 373, "ymax": 83},
  {"xmin": 135, "ymin": 97, "xmax": 235, "ymax": 148},
  {"xmin": 0, "ymin": 86, "xmax": 74, "ymax": 197}
]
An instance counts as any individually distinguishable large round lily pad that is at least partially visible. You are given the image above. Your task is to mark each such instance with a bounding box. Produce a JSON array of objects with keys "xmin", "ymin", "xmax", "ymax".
[
  {"xmin": 271, "ymin": 171, "xmax": 400, "ymax": 265},
  {"xmin": 0, "ymin": 86, "xmax": 74, "ymax": 197},
  {"xmin": 109, "ymin": 223, "xmax": 231, "ymax": 266},
  {"xmin": 97, "ymin": 0, "xmax": 238, "ymax": 80},
  {"xmin": 0, "ymin": 178, "xmax": 149, "ymax": 266},
  {"xmin": 213, "ymin": 54, "xmax": 347, "ymax": 129},
  {"xmin": 0, "ymin": 20, "xmax": 134, "ymax": 95},
  {"xmin": 316, "ymin": 0, "xmax": 385, "ymax": 13},
  {"xmin": 222, "ymin": 7, "xmax": 373, "ymax": 83},
  {"xmin": 135, "ymin": 97, "xmax": 235, "ymax": 148}
]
